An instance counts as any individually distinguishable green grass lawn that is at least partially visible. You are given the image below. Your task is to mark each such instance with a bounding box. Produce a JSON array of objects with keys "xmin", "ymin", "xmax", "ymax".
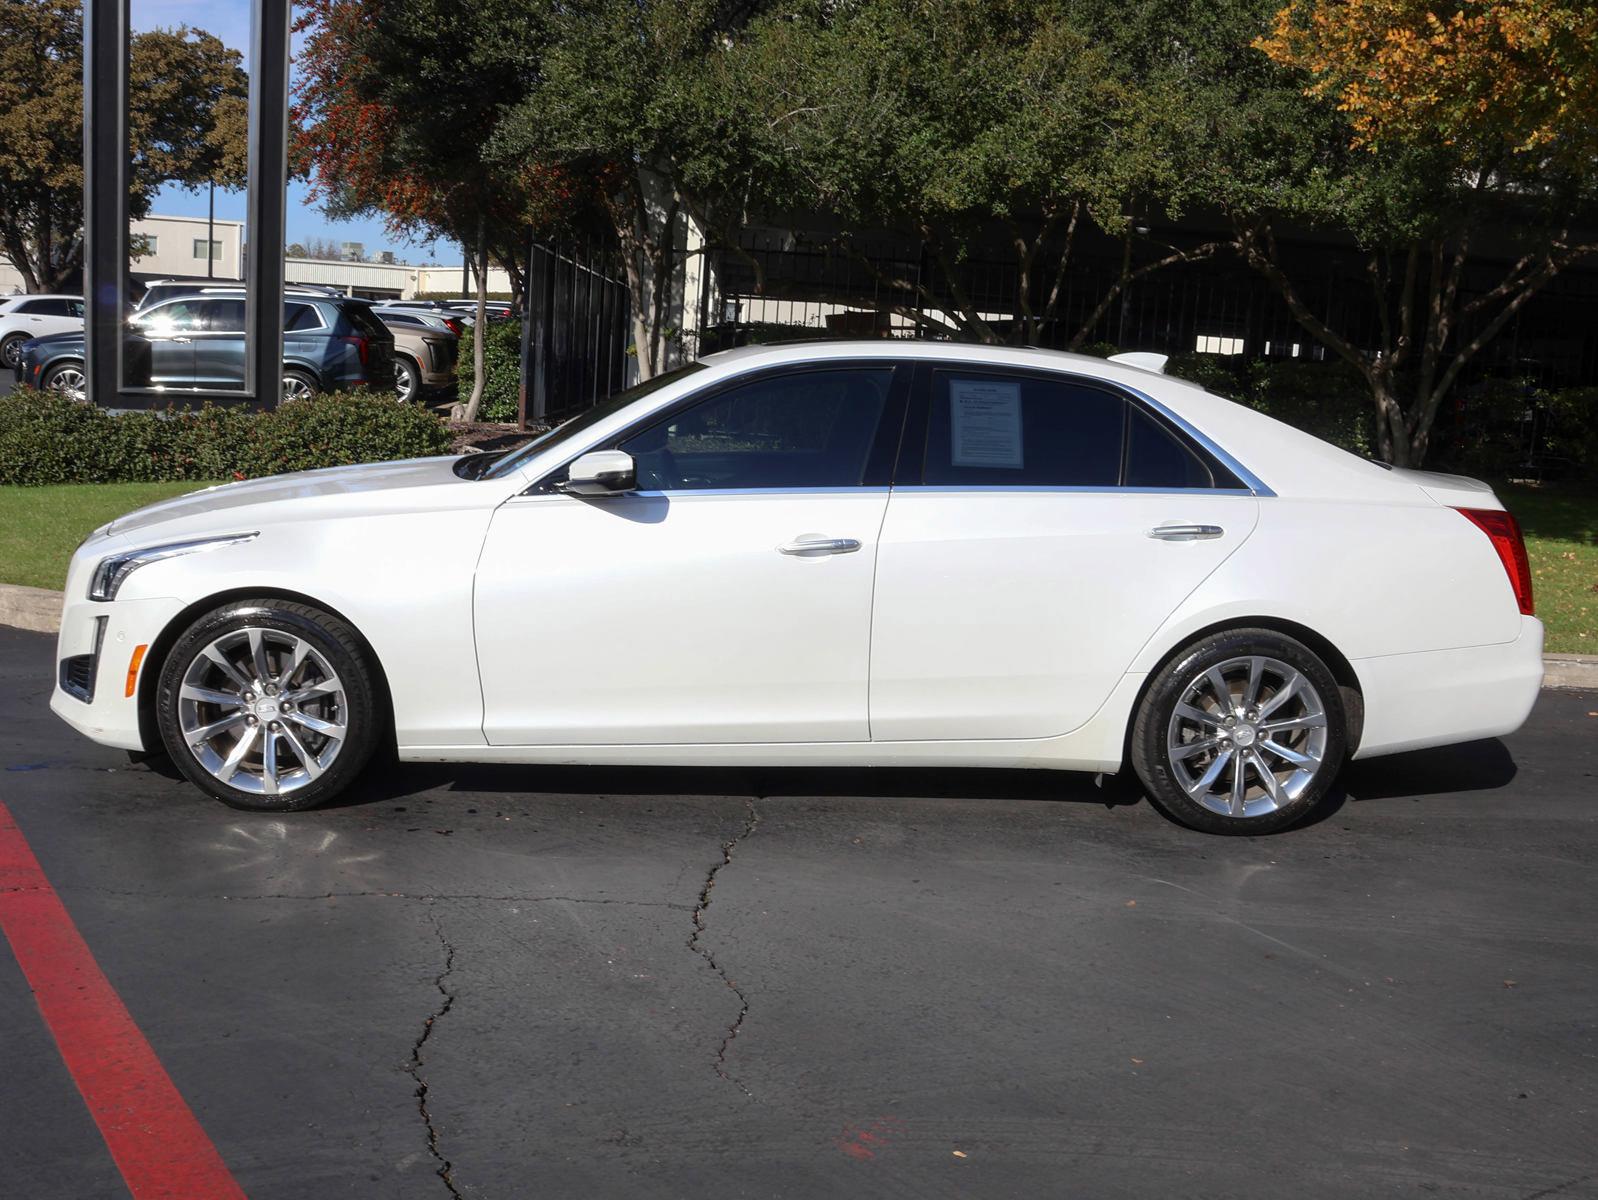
[
  {"xmin": 0, "ymin": 477, "xmax": 1593, "ymax": 654},
  {"xmin": 0, "ymin": 481, "xmax": 225, "ymax": 591},
  {"xmin": 1499, "ymin": 482, "xmax": 1598, "ymax": 655}
]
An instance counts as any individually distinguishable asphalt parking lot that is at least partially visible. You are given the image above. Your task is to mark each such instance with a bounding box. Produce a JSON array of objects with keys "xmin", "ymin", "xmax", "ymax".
[{"xmin": 1, "ymin": 624, "xmax": 1595, "ymax": 1199}]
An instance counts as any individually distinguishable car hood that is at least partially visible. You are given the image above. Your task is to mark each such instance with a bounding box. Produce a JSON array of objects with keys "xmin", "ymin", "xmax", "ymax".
[
  {"xmin": 108, "ymin": 455, "xmax": 473, "ymax": 539},
  {"xmin": 22, "ymin": 330, "xmax": 83, "ymax": 348}
]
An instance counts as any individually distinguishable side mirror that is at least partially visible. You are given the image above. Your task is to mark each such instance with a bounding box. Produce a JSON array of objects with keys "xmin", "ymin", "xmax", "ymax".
[{"xmin": 561, "ymin": 449, "xmax": 637, "ymax": 497}]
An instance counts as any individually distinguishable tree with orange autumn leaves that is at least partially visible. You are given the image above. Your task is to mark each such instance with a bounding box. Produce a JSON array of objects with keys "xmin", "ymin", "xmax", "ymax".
[
  {"xmin": 1235, "ymin": 0, "xmax": 1598, "ymax": 465},
  {"xmin": 291, "ymin": 0, "xmax": 585, "ymax": 415}
]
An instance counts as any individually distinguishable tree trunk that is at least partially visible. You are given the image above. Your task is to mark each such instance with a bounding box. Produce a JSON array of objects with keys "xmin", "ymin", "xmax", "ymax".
[{"xmin": 453, "ymin": 212, "xmax": 489, "ymax": 421}]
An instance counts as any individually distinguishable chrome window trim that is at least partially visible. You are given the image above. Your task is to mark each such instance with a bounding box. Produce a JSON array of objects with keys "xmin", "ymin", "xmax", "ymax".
[
  {"xmin": 892, "ymin": 485, "xmax": 1262, "ymax": 497},
  {"xmin": 1119, "ymin": 382, "xmax": 1275, "ymax": 497}
]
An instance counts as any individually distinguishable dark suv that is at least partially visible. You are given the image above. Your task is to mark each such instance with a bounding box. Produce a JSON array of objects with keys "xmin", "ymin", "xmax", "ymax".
[{"xmin": 15, "ymin": 294, "xmax": 396, "ymax": 403}]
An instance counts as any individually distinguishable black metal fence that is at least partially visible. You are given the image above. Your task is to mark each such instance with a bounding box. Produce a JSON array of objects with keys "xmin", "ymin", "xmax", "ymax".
[
  {"xmin": 518, "ymin": 240, "xmax": 631, "ymax": 425},
  {"xmin": 695, "ymin": 224, "xmax": 1598, "ymax": 390}
]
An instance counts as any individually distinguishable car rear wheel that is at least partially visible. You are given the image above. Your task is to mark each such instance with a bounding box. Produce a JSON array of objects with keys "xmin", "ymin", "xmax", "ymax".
[
  {"xmin": 394, "ymin": 355, "xmax": 421, "ymax": 403},
  {"xmin": 42, "ymin": 361, "xmax": 87, "ymax": 403},
  {"xmin": 282, "ymin": 369, "xmax": 319, "ymax": 403},
  {"xmin": 1131, "ymin": 628, "xmax": 1348, "ymax": 835},
  {"xmin": 155, "ymin": 599, "xmax": 382, "ymax": 812},
  {"xmin": 1, "ymin": 333, "xmax": 26, "ymax": 369}
]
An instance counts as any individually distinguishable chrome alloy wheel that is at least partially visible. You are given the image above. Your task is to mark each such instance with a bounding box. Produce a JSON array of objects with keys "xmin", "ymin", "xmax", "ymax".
[
  {"xmin": 1165, "ymin": 655, "xmax": 1329, "ymax": 819},
  {"xmin": 281, "ymin": 373, "xmax": 316, "ymax": 402},
  {"xmin": 45, "ymin": 364, "xmax": 87, "ymax": 403},
  {"xmin": 177, "ymin": 626, "xmax": 348, "ymax": 797}
]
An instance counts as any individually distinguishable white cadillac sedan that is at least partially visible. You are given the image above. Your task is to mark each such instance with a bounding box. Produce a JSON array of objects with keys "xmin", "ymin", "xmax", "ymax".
[{"xmin": 51, "ymin": 342, "xmax": 1542, "ymax": 833}]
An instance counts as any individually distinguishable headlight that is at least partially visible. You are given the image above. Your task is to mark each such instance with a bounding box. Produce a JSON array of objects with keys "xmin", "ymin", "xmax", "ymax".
[{"xmin": 89, "ymin": 532, "xmax": 258, "ymax": 602}]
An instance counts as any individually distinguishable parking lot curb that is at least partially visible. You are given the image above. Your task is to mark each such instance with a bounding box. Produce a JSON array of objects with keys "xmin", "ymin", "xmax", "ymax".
[
  {"xmin": 1543, "ymin": 654, "xmax": 1598, "ymax": 691},
  {"xmin": 0, "ymin": 584, "xmax": 62, "ymax": 636},
  {"xmin": 1, "ymin": 581, "xmax": 1594, "ymax": 689}
]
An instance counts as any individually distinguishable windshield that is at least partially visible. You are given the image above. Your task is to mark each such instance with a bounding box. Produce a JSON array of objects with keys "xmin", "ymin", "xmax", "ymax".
[{"xmin": 481, "ymin": 362, "xmax": 708, "ymax": 479}]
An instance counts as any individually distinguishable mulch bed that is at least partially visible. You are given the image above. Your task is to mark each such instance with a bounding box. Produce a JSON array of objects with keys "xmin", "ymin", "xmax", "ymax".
[{"xmin": 446, "ymin": 420, "xmax": 550, "ymax": 455}]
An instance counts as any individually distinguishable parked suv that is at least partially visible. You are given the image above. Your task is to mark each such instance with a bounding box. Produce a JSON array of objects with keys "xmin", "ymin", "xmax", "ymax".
[
  {"xmin": 16, "ymin": 294, "xmax": 395, "ymax": 402},
  {"xmin": 380, "ymin": 319, "xmax": 458, "ymax": 403},
  {"xmin": 0, "ymin": 295, "xmax": 85, "ymax": 369}
]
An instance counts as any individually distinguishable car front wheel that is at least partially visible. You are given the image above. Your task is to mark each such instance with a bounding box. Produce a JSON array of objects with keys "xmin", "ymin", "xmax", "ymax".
[
  {"xmin": 155, "ymin": 600, "xmax": 382, "ymax": 811},
  {"xmin": 42, "ymin": 361, "xmax": 87, "ymax": 403},
  {"xmin": 1, "ymin": 333, "xmax": 26, "ymax": 369},
  {"xmin": 1131, "ymin": 628, "xmax": 1348, "ymax": 834}
]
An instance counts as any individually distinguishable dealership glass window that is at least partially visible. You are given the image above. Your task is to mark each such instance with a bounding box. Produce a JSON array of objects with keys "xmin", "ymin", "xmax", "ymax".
[
  {"xmin": 620, "ymin": 368, "xmax": 894, "ymax": 490},
  {"xmin": 193, "ymin": 238, "xmax": 223, "ymax": 261}
]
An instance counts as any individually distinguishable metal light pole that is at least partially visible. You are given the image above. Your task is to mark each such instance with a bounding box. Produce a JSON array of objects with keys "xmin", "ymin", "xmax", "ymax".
[{"xmin": 206, "ymin": 178, "xmax": 216, "ymax": 279}]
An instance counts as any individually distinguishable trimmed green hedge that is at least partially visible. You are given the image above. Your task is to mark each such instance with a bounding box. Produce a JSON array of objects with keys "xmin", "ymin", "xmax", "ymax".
[
  {"xmin": 0, "ymin": 388, "xmax": 453, "ymax": 485},
  {"xmin": 457, "ymin": 318, "xmax": 524, "ymax": 422}
]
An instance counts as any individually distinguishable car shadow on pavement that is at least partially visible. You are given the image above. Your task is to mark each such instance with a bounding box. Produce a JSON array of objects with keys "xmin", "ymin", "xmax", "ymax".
[
  {"xmin": 329, "ymin": 759, "xmax": 1133, "ymax": 811},
  {"xmin": 135, "ymin": 734, "xmax": 1518, "ymax": 821},
  {"xmin": 1338, "ymin": 736, "xmax": 1517, "ymax": 802}
]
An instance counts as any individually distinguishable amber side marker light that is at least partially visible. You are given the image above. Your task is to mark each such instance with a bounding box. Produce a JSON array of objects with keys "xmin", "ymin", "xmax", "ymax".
[{"xmin": 125, "ymin": 644, "xmax": 149, "ymax": 698}]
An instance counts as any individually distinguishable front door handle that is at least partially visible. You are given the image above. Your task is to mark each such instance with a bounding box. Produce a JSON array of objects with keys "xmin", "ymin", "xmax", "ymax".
[
  {"xmin": 778, "ymin": 535, "xmax": 862, "ymax": 557},
  {"xmin": 1148, "ymin": 523, "xmax": 1224, "ymax": 541}
]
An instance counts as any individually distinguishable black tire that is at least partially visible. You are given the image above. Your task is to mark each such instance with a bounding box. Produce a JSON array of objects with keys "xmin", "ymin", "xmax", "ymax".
[
  {"xmin": 394, "ymin": 356, "xmax": 422, "ymax": 403},
  {"xmin": 1131, "ymin": 627, "xmax": 1349, "ymax": 835},
  {"xmin": 281, "ymin": 368, "xmax": 319, "ymax": 403},
  {"xmin": 1, "ymin": 333, "xmax": 26, "ymax": 369},
  {"xmin": 155, "ymin": 599, "xmax": 382, "ymax": 812}
]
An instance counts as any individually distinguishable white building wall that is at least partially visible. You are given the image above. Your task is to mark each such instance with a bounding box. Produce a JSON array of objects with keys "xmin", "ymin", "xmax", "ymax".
[
  {"xmin": 131, "ymin": 213, "xmax": 245, "ymax": 280},
  {"xmin": 414, "ymin": 265, "xmax": 514, "ymax": 296}
]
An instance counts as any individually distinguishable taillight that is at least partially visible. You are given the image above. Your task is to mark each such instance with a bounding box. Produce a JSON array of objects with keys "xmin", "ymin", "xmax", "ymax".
[
  {"xmin": 1455, "ymin": 507, "xmax": 1534, "ymax": 616},
  {"xmin": 340, "ymin": 335, "xmax": 369, "ymax": 365},
  {"xmin": 444, "ymin": 318, "xmax": 463, "ymax": 335}
]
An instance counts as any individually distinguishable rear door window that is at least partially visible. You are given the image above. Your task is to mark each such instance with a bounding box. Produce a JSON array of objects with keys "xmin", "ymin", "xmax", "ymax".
[
  {"xmin": 195, "ymin": 299, "xmax": 246, "ymax": 333},
  {"xmin": 923, "ymin": 370, "xmax": 1125, "ymax": 487},
  {"xmin": 1125, "ymin": 405, "xmax": 1218, "ymax": 488}
]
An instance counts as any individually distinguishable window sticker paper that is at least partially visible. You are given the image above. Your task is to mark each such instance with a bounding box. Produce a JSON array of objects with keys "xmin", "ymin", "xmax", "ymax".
[{"xmin": 949, "ymin": 379, "xmax": 1023, "ymax": 469}]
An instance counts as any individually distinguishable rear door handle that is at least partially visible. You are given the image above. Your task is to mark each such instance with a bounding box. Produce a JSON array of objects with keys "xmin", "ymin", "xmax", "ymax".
[
  {"xmin": 779, "ymin": 536, "xmax": 862, "ymax": 557},
  {"xmin": 1148, "ymin": 523, "xmax": 1224, "ymax": 541}
]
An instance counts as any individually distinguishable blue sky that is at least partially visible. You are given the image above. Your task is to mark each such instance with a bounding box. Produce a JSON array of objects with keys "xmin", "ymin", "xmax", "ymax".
[{"xmin": 137, "ymin": 0, "xmax": 462, "ymax": 266}]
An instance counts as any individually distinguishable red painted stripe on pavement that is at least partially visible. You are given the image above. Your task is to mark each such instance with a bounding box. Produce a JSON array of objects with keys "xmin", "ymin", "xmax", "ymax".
[{"xmin": 0, "ymin": 801, "xmax": 247, "ymax": 1200}]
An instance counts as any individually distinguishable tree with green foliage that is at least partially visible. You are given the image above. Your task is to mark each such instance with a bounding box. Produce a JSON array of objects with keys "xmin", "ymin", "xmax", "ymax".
[
  {"xmin": 1218, "ymin": 0, "xmax": 1598, "ymax": 466},
  {"xmin": 491, "ymin": 0, "xmax": 773, "ymax": 379},
  {"xmin": 710, "ymin": 0, "xmax": 1239, "ymax": 347},
  {"xmin": 0, "ymin": 0, "xmax": 247, "ymax": 292}
]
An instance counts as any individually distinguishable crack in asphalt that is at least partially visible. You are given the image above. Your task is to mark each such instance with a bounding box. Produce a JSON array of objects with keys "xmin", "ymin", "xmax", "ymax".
[
  {"xmin": 688, "ymin": 796, "xmax": 761, "ymax": 1099},
  {"xmin": 407, "ymin": 905, "xmax": 462, "ymax": 1200}
]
